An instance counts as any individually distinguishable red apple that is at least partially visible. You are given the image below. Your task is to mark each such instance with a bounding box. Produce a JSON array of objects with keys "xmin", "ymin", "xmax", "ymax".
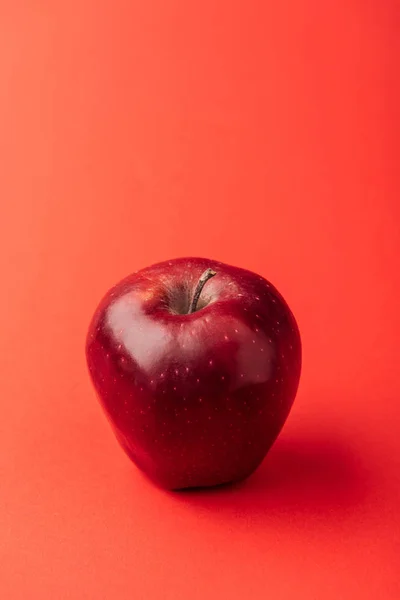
[{"xmin": 86, "ymin": 257, "xmax": 301, "ymax": 490}]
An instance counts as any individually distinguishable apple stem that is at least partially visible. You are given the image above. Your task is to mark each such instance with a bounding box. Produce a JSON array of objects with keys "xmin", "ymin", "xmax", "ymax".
[{"xmin": 188, "ymin": 268, "xmax": 217, "ymax": 313}]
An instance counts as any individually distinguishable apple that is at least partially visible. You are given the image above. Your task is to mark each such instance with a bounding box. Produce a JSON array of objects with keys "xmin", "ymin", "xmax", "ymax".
[{"xmin": 86, "ymin": 257, "xmax": 301, "ymax": 490}]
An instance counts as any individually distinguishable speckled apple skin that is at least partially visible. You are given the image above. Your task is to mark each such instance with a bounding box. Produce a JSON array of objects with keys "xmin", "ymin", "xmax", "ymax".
[{"xmin": 86, "ymin": 257, "xmax": 302, "ymax": 490}]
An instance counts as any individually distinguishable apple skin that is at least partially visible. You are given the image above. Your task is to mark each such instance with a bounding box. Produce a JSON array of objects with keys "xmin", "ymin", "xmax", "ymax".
[{"xmin": 86, "ymin": 257, "xmax": 301, "ymax": 490}]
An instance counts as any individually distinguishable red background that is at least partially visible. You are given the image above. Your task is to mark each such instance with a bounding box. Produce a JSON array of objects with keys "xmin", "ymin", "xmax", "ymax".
[{"xmin": 1, "ymin": 2, "xmax": 399, "ymax": 598}]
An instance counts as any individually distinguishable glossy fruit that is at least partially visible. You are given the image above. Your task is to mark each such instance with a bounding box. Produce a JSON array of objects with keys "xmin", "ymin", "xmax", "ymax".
[{"xmin": 86, "ymin": 257, "xmax": 302, "ymax": 490}]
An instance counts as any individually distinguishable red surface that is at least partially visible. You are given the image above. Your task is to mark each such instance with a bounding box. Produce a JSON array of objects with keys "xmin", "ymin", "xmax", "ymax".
[{"xmin": 1, "ymin": 2, "xmax": 399, "ymax": 598}]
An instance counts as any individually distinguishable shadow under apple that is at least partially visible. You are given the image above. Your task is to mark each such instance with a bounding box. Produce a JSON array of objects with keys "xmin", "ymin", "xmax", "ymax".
[{"xmin": 170, "ymin": 427, "xmax": 369, "ymax": 519}]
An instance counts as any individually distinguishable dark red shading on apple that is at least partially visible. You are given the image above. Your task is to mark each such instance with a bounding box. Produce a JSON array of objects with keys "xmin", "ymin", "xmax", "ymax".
[{"xmin": 86, "ymin": 257, "xmax": 302, "ymax": 490}]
